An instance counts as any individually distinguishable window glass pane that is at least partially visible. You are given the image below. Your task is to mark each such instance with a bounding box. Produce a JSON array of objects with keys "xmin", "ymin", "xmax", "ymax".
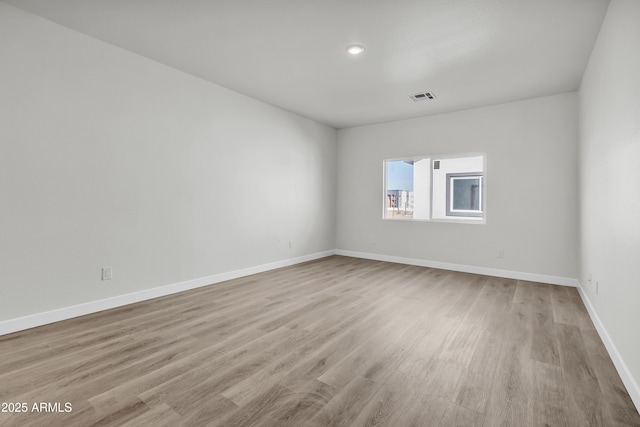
[
  {"xmin": 385, "ymin": 160, "xmax": 414, "ymax": 219},
  {"xmin": 453, "ymin": 178, "xmax": 480, "ymax": 211},
  {"xmin": 383, "ymin": 154, "xmax": 483, "ymax": 222}
]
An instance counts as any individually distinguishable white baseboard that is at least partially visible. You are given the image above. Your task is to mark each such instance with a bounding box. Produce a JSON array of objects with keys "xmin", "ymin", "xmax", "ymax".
[
  {"xmin": 0, "ymin": 250, "xmax": 335, "ymax": 337},
  {"xmin": 336, "ymin": 249, "xmax": 638, "ymax": 411},
  {"xmin": 2, "ymin": 248, "xmax": 636, "ymax": 413},
  {"xmin": 576, "ymin": 282, "xmax": 640, "ymax": 412},
  {"xmin": 335, "ymin": 249, "xmax": 578, "ymax": 287}
]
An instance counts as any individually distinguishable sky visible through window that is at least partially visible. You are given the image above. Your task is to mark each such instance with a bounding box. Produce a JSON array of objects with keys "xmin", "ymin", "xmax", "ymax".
[{"xmin": 386, "ymin": 161, "xmax": 413, "ymax": 191}]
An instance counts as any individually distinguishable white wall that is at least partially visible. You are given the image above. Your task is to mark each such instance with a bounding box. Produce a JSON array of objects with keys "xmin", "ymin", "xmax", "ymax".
[
  {"xmin": 579, "ymin": 0, "xmax": 640, "ymax": 399},
  {"xmin": 412, "ymin": 159, "xmax": 430, "ymax": 220},
  {"xmin": 0, "ymin": 3, "xmax": 337, "ymax": 322},
  {"xmin": 336, "ymin": 93, "xmax": 579, "ymax": 279}
]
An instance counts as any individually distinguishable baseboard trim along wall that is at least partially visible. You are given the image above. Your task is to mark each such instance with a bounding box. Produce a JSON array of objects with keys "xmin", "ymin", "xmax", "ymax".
[
  {"xmin": 334, "ymin": 249, "xmax": 579, "ymax": 287},
  {"xmin": 335, "ymin": 249, "xmax": 638, "ymax": 411},
  {"xmin": 2, "ymin": 248, "xmax": 636, "ymax": 412},
  {"xmin": 0, "ymin": 250, "xmax": 336, "ymax": 337},
  {"xmin": 576, "ymin": 283, "xmax": 640, "ymax": 412},
  {"xmin": 0, "ymin": 249, "xmax": 577, "ymax": 337}
]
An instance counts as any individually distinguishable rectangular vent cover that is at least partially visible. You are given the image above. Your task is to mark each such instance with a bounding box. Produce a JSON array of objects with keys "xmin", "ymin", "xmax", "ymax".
[{"xmin": 409, "ymin": 91, "xmax": 436, "ymax": 102}]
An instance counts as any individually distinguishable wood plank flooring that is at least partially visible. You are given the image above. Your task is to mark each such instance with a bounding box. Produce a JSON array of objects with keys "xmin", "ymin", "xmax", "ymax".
[{"xmin": 0, "ymin": 256, "xmax": 638, "ymax": 426}]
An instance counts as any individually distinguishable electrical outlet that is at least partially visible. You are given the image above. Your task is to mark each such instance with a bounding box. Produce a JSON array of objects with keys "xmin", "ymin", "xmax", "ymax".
[
  {"xmin": 102, "ymin": 266, "xmax": 113, "ymax": 281},
  {"xmin": 588, "ymin": 273, "xmax": 592, "ymax": 286},
  {"xmin": 596, "ymin": 281, "xmax": 599, "ymax": 295},
  {"xmin": 497, "ymin": 249, "xmax": 504, "ymax": 259},
  {"xmin": 288, "ymin": 241, "xmax": 292, "ymax": 249}
]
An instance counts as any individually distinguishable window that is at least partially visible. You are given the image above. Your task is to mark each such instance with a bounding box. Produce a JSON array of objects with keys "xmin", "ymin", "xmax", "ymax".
[
  {"xmin": 446, "ymin": 173, "xmax": 483, "ymax": 217},
  {"xmin": 384, "ymin": 154, "xmax": 485, "ymax": 222}
]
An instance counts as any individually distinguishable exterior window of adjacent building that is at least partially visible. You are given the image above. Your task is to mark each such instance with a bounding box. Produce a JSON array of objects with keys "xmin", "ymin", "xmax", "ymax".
[
  {"xmin": 446, "ymin": 173, "xmax": 483, "ymax": 217},
  {"xmin": 383, "ymin": 154, "xmax": 485, "ymax": 223}
]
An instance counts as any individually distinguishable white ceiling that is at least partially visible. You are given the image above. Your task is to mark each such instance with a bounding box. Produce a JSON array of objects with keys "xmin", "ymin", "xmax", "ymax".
[{"xmin": 3, "ymin": 0, "xmax": 610, "ymax": 129}]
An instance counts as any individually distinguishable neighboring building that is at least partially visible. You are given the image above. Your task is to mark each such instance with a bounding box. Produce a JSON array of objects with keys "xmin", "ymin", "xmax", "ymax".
[{"xmin": 386, "ymin": 190, "xmax": 414, "ymax": 214}]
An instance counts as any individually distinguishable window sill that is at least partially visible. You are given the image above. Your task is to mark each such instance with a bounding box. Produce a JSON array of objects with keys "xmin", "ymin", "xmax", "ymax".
[{"xmin": 382, "ymin": 217, "xmax": 485, "ymax": 225}]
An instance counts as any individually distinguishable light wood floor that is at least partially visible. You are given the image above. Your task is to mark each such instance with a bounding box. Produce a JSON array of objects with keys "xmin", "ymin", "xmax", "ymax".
[{"xmin": 1, "ymin": 256, "xmax": 639, "ymax": 426}]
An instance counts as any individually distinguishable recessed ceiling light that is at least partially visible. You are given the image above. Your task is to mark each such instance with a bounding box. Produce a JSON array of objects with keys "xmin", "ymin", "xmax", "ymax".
[{"xmin": 346, "ymin": 45, "xmax": 365, "ymax": 55}]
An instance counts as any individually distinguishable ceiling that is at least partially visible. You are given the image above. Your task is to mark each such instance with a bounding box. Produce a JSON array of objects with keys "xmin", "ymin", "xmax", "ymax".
[{"xmin": 3, "ymin": 0, "xmax": 610, "ymax": 129}]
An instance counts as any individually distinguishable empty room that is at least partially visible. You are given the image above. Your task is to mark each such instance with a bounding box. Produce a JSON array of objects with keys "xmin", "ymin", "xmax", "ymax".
[{"xmin": 1, "ymin": 0, "xmax": 639, "ymax": 426}]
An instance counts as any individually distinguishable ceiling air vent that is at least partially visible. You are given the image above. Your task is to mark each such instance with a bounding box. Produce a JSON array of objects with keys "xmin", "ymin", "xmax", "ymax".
[{"xmin": 409, "ymin": 91, "xmax": 436, "ymax": 102}]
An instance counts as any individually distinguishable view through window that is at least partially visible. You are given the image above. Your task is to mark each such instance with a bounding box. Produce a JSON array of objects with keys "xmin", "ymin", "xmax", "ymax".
[{"xmin": 384, "ymin": 154, "xmax": 485, "ymax": 222}]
